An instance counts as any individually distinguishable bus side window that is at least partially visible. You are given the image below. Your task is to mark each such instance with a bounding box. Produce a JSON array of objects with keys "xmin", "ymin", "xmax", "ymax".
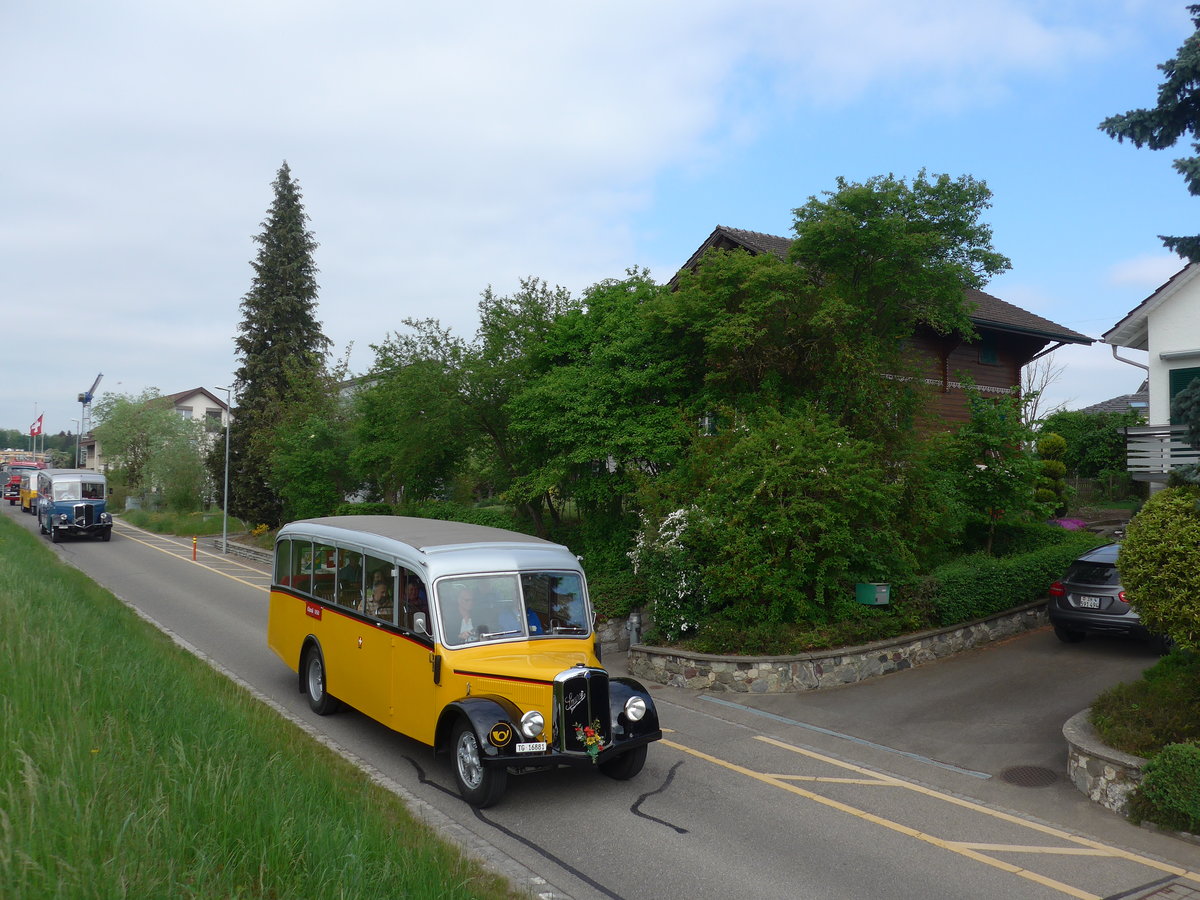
[
  {"xmin": 336, "ymin": 549, "xmax": 363, "ymax": 610},
  {"xmin": 397, "ymin": 568, "xmax": 428, "ymax": 634},
  {"xmin": 365, "ymin": 556, "xmax": 394, "ymax": 623}
]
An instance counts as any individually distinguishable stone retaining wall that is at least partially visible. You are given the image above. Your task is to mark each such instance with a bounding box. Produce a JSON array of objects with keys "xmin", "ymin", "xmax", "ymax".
[
  {"xmin": 626, "ymin": 601, "xmax": 1048, "ymax": 693},
  {"xmin": 1063, "ymin": 709, "xmax": 1145, "ymax": 816}
]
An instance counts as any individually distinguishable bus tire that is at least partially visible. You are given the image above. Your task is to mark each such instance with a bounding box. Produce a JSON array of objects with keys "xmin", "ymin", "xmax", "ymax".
[
  {"xmin": 303, "ymin": 647, "xmax": 340, "ymax": 716},
  {"xmin": 50, "ymin": 527, "xmax": 60, "ymax": 543},
  {"xmin": 100, "ymin": 528, "xmax": 111, "ymax": 542},
  {"xmin": 599, "ymin": 745, "xmax": 647, "ymax": 781},
  {"xmin": 452, "ymin": 719, "xmax": 507, "ymax": 808}
]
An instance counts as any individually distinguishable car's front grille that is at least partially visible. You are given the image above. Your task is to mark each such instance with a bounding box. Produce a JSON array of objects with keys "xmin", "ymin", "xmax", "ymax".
[
  {"xmin": 553, "ymin": 667, "xmax": 611, "ymax": 752},
  {"xmin": 73, "ymin": 503, "xmax": 95, "ymax": 527}
]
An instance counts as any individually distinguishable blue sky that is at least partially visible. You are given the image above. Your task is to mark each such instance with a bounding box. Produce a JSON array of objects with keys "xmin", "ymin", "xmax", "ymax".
[{"xmin": 0, "ymin": 0, "xmax": 1194, "ymax": 438}]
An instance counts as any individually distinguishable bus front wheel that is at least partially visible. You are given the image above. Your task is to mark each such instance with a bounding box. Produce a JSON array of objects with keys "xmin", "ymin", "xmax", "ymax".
[
  {"xmin": 452, "ymin": 720, "xmax": 507, "ymax": 808},
  {"xmin": 599, "ymin": 745, "xmax": 647, "ymax": 781},
  {"xmin": 303, "ymin": 648, "xmax": 340, "ymax": 716}
]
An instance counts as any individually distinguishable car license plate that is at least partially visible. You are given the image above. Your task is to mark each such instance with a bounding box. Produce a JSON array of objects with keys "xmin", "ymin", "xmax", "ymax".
[
  {"xmin": 1076, "ymin": 596, "xmax": 1102, "ymax": 609},
  {"xmin": 516, "ymin": 742, "xmax": 547, "ymax": 753}
]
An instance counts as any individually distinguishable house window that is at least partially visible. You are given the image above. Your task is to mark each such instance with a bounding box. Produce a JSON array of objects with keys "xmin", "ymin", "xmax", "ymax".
[
  {"xmin": 1169, "ymin": 366, "xmax": 1200, "ymax": 425},
  {"xmin": 177, "ymin": 406, "xmax": 194, "ymax": 420},
  {"xmin": 205, "ymin": 408, "xmax": 223, "ymax": 432},
  {"xmin": 978, "ymin": 332, "xmax": 999, "ymax": 366}
]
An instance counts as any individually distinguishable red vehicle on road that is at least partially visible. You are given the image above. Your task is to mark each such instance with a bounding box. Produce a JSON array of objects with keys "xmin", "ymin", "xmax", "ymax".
[{"xmin": 5, "ymin": 461, "xmax": 44, "ymax": 505}]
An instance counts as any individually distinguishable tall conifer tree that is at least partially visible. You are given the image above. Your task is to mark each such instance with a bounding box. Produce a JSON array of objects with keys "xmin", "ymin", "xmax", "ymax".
[
  {"xmin": 230, "ymin": 161, "xmax": 330, "ymax": 527},
  {"xmin": 1100, "ymin": 6, "xmax": 1200, "ymax": 260}
]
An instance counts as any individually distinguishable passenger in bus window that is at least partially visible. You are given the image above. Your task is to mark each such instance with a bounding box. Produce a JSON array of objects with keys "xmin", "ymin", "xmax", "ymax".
[
  {"xmin": 401, "ymin": 579, "xmax": 427, "ymax": 618},
  {"xmin": 369, "ymin": 570, "xmax": 391, "ymax": 618}
]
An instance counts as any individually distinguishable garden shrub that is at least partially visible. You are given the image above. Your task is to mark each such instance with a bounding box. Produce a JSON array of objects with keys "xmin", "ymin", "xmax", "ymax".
[
  {"xmin": 334, "ymin": 502, "xmax": 393, "ymax": 516},
  {"xmin": 927, "ymin": 531, "xmax": 1104, "ymax": 626},
  {"xmin": 1119, "ymin": 486, "xmax": 1200, "ymax": 651},
  {"xmin": 1132, "ymin": 742, "xmax": 1200, "ymax": 833},
  {"xmin": 957, "ymin": 520, "xmax": 1087, "ymax": 557},
  {"xmin": 398, "ymin": 500, "xmax": 525, "ymax": 532},
  {"xmin": 631, "ymin": 404, "xmax": 917, "ymax": 641}
]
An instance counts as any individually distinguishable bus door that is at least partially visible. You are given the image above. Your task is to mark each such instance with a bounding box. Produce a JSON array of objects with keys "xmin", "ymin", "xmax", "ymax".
[{"xmin": 389, "ymin": 566, "xmax": 440, "ymax": 745}]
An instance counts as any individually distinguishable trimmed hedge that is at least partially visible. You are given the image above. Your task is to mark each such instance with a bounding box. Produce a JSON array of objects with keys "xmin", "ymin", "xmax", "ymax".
[
  {"xmin": 1132, "ymin": 742, "xmax": 1200, "ymax": 833},
  {"xmin": 926, "ymin": 530, "xmax": 1105, "ymax": 627}
]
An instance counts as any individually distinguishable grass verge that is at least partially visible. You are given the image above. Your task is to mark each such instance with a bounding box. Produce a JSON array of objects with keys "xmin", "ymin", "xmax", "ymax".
[
  {"xmin": 0, "ymin": 516, "xmax": 519, "ymax": 899},
  {"xmin": 120, "ymin": 508, "xmax": 249, "ymax": 537}
]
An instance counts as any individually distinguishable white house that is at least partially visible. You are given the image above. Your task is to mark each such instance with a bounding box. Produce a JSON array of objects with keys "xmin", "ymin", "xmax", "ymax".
[
  {"xmin": 81, "ymin": 387, "xmax": 230, "ymax": 472},
  {"xmin": 1103, "ymin": 264, "xmax": 1200, "ymax": 481}
]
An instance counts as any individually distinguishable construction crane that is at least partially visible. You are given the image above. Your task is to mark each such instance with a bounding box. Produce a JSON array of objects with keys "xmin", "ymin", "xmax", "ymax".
[{"xmin": 77, "ymin": 373, "xmax": 103, "ymax": 466}]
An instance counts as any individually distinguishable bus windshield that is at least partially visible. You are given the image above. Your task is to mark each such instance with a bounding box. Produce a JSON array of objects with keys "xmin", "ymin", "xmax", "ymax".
[{"xmin": 437, "ymin": 572, "xmax": 588, "ymax": 646}]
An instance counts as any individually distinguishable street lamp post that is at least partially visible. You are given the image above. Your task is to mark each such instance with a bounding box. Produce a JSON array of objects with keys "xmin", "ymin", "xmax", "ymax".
[
  {"xmin": 71, "ymin": 420, "xmax": 81, "ymax": 467},
  {"xmin": 215, "ymin": 386, "xmax": 233, "ymax": 554}
]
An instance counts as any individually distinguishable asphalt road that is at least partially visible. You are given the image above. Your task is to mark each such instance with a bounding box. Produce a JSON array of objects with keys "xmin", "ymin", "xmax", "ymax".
[{"xmin": 10, "ymin": 503, "xmax": 1200, "ymax": 900}]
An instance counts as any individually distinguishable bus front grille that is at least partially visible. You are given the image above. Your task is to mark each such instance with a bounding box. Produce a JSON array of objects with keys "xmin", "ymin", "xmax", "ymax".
[{"xmin": 553, "ymin": 667, "xmax": 611, "ymax": 752}]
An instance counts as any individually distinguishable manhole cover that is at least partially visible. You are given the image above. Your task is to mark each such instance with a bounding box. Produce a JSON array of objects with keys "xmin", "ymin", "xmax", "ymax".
[{"xmin": 1000, "ymin": 765, "xmax": 1058, "ymax": 787}]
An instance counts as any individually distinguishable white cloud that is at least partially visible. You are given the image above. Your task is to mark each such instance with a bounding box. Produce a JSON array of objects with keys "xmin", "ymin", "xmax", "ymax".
[
  {"xmin": 0, "ymin": 0, "xmax": 1178, "ymax": 430},
  {"xmin": 1107, "ymin": 254, "xmax": 1186, "ymax": 288}
]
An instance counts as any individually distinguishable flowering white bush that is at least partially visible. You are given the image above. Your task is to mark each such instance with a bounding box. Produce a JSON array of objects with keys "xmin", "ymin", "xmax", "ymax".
[{"xmin": 629, "ymin": 506, "xmax": 707, "ymax": 640}]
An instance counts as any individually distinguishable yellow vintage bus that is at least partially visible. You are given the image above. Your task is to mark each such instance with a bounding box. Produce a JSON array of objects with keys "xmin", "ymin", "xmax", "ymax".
[
  {"xmin": 267, "ymin": 516, "xmax": 661, "ymax": 807},
  {"xmin": 20, "ymin": 469, "xmax": 39, "ymax": 513}
]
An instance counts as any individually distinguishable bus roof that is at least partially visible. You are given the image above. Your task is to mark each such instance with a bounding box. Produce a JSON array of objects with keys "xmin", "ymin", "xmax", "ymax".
[{"xmin": 281, "ymin": 515, "xmax": 563, "ymax": 553}]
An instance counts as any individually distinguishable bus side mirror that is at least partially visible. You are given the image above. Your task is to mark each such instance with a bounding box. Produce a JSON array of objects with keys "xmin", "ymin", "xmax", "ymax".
[{"xmin": 414, "ymin": 612, "xmax": 429, "ymax": 636}]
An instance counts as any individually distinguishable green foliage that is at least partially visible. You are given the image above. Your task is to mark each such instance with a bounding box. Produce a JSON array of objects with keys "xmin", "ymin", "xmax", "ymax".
[
  {"xmin": 946, "ymin": 384, "xmax": 1050, "ymax": 552},
  {"xmin": 1100, "ymin": 6, "xmax": 1200, "ymax": 260},
  {"xmin": 1171, "ymin": 375, "xmax": 1200, "ymax": 447},
  {"xmin": 398, "ymin": 500, "xmax": 526, "ymax": 532},
  {"xmin": 1091, "ymin": 649, "xmax": 1200, "ymax": 756},
  {"xmin": 1038, "ymin": 409, "xmax": 1143, "ymax": 478},
  {"xmin": 1135, "ymin": 742, "xmax": 1200, "ymax": 833},
  {"xmin": 1036, "ymin": 431, "xmax": 1068, "ymax": 516},
  {"xmin": 271, "ymin": 414, "xmax": 348, "ymax": 520},
  {"xmin": 507, "ymin": 270, "xmax": 689, "ymax": 520},
  {"xmin": 926, "ymin": 531, "xmax": 1104, "ymax": 626},
  {"xmin": 1119, "ymin": 486, "xmax": 1200, "ymax": 651},
  {"xmin": 92, "ymin": 389, "xmax": 208, "ymax": 512},
  {"xmin": 632, "ymin": 404, "xmax": 916, "ymax": 639},
  {"xmin": 356, "ymin": 321, "xmax": 470, "ymax": 503},
  {"xmin": 231, "ymin": 162, "xmax": 331, "ymax": 528},
  {"xmin": 334, "ymin": 501, "xmax": 393, "ymax": 516},
  {"xmin": 1036, "ymin": 432, "xmax": 1067, "ymax": 458}
]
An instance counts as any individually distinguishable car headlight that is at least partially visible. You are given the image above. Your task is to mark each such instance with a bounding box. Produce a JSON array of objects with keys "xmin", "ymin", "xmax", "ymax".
[
  {"xmin": 519, "ymin": 710, "xmax": 544, "ymax": 739},
  {"xmin": 624, "ymin": 696, "xmax": 647, "ymax": 722},
  {"xmin": 58, "ymin": 514, "xmax": 69, "ymax": 524}
]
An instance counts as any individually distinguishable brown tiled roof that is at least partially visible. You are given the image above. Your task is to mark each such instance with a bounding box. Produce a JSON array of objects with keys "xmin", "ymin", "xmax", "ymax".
[{"xmin": 674, "ymin": 226, "xmax": 1092, "ymax": 345}]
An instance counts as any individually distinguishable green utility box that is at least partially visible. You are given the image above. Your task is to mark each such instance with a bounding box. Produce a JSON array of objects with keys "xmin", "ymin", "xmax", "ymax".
[{"xmin": 855, "ymin": 583, "xmax": 890, "ymax": 606}]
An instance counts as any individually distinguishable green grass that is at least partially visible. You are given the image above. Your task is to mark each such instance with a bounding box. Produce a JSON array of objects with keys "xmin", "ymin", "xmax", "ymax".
[
  {"xmin": 0, "ymin": 517, "xmax": 520, "ymax": 900},
  {"xmin": 1089, "ymin": 650, "xmax": 1200, "ymax": 757},
  {"xmin": 120, "ymin": 508, "xmax": 249, "ymax": 537}
]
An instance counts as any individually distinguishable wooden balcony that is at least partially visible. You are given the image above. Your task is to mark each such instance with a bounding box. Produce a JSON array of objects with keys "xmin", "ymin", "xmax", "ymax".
[{"xmin": 1123, "ymin": 424, "xmax": 1200, "ymax": 481}]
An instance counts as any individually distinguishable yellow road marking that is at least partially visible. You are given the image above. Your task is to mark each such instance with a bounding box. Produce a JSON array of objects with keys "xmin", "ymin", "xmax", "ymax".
[
  {"xmin": 662, "ymin": 737, "xmax": 1098, "ymax": 899},
  {"xmin": 755, "ymin": 735, "xmax": 1200, "ymax": 884},
  {"xmin": 114, "ymin": 525, "xmax": 269, "ymax": 592},
  {"xmin": 951, "ymin": 844, "xmax": 1113, "ymax": 857}
]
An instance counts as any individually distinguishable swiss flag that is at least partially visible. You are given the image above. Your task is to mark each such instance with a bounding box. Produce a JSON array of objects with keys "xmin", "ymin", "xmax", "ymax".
[{"xmin": 30, "ymin": 415, "xmax": 43, "ymax": 437}]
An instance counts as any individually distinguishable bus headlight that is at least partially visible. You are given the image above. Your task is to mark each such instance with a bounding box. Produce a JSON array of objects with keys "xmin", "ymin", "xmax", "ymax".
[
  {"xmin": 624, "ymin": 696, "xmax": 647, "ymax": 722},
  {"xmin": 519, "ymin": 710, "xmax": 544, "ymax": 739}
]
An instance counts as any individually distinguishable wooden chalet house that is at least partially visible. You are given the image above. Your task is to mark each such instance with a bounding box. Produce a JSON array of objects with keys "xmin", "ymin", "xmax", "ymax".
[{"xmin": 675, "ymin": 226, "xmax": 1093, "ymax": 429}]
